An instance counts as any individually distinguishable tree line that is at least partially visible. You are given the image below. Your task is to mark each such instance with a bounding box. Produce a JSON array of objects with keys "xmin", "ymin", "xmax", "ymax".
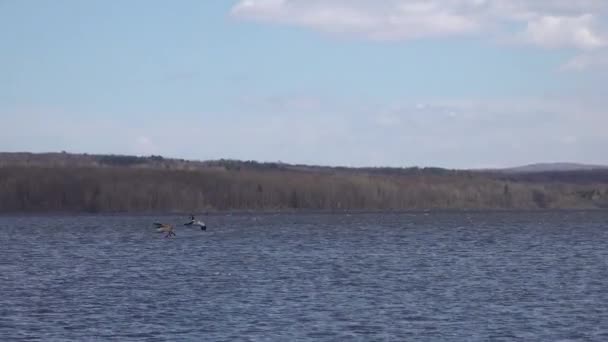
[{"xmin": 1, "ymin": 161, "xmax": 607, "ymax": 213}]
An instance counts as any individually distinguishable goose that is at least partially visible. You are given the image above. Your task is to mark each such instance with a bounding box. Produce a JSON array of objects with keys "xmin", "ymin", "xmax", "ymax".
[
  {"xmin": 154, "ymin": 223, "xmax": 176, "ymax": 238},
  {"xmin": 184, "ymin": 215, "xmax": 207, "ymax": 231}
]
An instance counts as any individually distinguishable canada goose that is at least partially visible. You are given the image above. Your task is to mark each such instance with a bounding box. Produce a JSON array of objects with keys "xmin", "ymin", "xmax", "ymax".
[
  {"xmin": 154, "ymin": 223, "xmax": 176, "ymax": 238},
  {"xmin": 184, "ymin": 215, "xmax": 207, "ymax": 231}
]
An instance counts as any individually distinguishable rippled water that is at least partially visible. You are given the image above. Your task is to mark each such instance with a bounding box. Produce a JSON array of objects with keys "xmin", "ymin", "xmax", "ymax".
[{"xmin": 1, "ymin": 211, "xmax": 608, "ymax": 341}]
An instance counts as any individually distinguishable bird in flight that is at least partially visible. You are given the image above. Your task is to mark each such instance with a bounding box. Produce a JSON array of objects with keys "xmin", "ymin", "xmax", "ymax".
[
  {"xmin": 184, "ymin": 214, "xmax": 207, "ymax": 231},
  {"xmin": 154, "ymin": 223, "xmax": 176, "ymax": 238}
]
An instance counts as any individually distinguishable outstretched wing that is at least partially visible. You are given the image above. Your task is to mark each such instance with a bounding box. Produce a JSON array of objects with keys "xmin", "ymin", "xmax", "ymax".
[
  {"xmin": 154, "ymin": 222, "xmax": 172, "ymax": 231},
  {"xmin": 195, "ymin": 220, "xmax": 207, "ymax": 230}
]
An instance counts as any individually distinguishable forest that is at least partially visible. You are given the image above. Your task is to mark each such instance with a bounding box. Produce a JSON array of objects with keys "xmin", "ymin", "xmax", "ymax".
[{"xmin": 0, "ymin": 152, "xmax": 607, "ymax": 213}]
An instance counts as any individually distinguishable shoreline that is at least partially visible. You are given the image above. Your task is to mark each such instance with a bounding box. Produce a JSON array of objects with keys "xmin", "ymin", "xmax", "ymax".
[{"xmin": 1, "ymin": 207, "xmax": 606, "ymax": 217}]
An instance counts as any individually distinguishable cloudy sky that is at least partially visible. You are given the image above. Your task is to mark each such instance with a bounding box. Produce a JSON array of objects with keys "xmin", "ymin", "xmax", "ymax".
[{"xmin": 1, "ymin": 0, "xmax": 607, "ymax": 168}]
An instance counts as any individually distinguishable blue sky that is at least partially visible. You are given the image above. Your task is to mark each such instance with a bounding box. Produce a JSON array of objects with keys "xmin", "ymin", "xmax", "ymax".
[{"xmin": 1, "ymin": 0, "xmax": 607, "ymax": 168}]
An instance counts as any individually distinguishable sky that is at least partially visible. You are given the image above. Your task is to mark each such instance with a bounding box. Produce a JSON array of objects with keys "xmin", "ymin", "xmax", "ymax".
[{"xmin": 1, "ymin": 0, "xmax": 608, "ymax": 168}]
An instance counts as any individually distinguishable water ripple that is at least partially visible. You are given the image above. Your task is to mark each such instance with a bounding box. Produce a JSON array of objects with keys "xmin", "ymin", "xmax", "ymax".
[{"xmin": 1, "ymin": 211, "xmax": 608, "ymax": 341}]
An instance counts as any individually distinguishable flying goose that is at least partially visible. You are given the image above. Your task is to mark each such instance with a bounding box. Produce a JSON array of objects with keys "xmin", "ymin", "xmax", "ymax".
[
  {"xmin": 184, "ymin": 215, "xmax": 207, "ymax": 231},
  {"xmin": 154, "ymin": 223, "xmax": 176, "ymax": 238}
]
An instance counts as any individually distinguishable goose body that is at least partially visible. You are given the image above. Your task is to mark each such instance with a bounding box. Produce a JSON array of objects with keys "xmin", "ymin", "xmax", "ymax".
[
  {"xmin": 154, "ymin": 223, "xmax": 176, "ymax": 238},
  {"xmin": 184, "ymin": 215, "xmax": 207, "ymax": 231}
]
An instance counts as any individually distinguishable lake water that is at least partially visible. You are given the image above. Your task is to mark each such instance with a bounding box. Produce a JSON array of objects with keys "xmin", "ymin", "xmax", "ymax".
[{"xmin": 1, "ymin": 211, "xmax": 608, "ymax": 341}]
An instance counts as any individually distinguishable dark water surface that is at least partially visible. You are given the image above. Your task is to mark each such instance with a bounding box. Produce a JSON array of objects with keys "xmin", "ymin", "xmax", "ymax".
[{"xmin": 1, "ymin": 211, "xmax": 608, "ymax": 341}]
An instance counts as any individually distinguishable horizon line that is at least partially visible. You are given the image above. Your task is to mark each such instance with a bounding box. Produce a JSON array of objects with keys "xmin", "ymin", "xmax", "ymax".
[{"xmin": 2, "ymin": 150, "xmax": 608, "ymax": 172}]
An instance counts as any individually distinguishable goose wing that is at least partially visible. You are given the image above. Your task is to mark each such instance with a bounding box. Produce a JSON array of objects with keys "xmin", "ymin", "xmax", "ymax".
[
  {"xmin": 196, "ymin": 220, "xmax": 207, "ymax": 231},
  {"xmin": 154, "ymin": 223, "xmax": 173, "ymax": 232}
]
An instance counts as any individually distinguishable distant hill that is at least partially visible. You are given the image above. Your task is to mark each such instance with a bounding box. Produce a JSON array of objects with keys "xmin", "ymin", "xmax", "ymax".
[
  {"xmin": 502, "ymin": 163, "xmax": 608, "ymax": 173},
  {"xmin": 0, "ymin": 152, "xmax": 460, "ymax": 176},
  {"xmin": 2, "ymin": 152, "xmax": 605, "ymax": 175}
]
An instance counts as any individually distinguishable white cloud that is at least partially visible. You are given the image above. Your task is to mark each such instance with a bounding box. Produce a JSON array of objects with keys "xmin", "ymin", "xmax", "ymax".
[
  {"xmin": 231, "ymin": 0, "xmax": 608, "ymax": 49},
  {"xmin": 561, "ymin": 51, "xmax": 608, "ymax": 70},
  {"xmin": 231, "ymin": 0, "xmax": 480, "ymax": 40},
  {"xmin": 211, "ymin": 94, "xmax": 608, "ymax": 167},
  {"xmin": 133, "ymin": 136, "xmax": 156, "ymax": 156},
  {"xmin": 3, "ymin": 94, "xmax": 608, "ymax": 168},
  {"xmin": 523, "ymin": 14, "xmax": 604, "ymax": 49}
]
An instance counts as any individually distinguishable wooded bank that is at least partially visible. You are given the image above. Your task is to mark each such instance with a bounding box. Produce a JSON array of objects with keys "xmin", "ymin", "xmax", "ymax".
[{"xmin": 1, "ymin": 152, "xmax": 607, "ymax": 213}]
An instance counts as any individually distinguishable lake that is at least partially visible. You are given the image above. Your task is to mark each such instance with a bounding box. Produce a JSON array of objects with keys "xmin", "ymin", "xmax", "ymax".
[{"xmin": 1, "ymin": 211, "xmax": 608, "ymax": 341}]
